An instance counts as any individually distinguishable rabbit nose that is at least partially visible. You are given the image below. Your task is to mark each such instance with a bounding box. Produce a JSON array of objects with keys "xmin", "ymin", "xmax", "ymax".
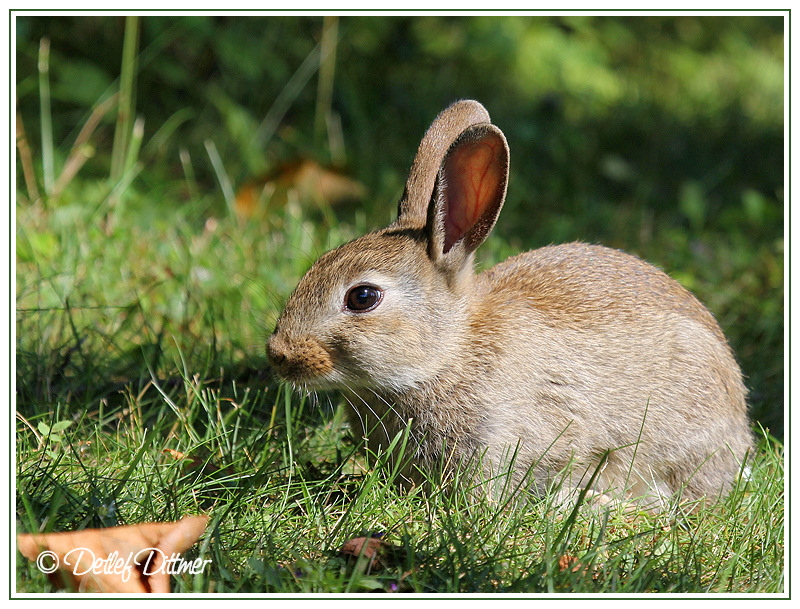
[
  {"xmin": 266, "ymin": 333, "xmax": 289, "ymax": 370},
  {"xmin": 267, "ymin": 333, "xmax": 334, "ymax": 381}
]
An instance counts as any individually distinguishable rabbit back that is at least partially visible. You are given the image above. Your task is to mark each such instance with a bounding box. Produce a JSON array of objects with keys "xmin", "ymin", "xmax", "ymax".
[{"xmin": 459, "ymin": 241, "xmax": 752, "ymax": 505}]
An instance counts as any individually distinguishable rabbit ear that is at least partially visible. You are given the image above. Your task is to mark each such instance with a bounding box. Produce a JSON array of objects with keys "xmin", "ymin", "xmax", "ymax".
[
  {"xmin": 397, "ymin": 100, "xmax": 492, "ymax": 229},
  {"xmin": 430, "ymin": 123, "xmax": 509, "ymax": 257}
]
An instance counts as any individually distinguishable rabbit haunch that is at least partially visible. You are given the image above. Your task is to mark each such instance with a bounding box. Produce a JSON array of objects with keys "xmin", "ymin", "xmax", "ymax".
[{"xmin": 267, "ymin": 99, "xmax": 752, "ymax": 509}]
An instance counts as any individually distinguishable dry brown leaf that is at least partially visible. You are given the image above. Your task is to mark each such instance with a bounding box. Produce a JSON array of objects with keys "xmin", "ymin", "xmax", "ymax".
[
  {"xmin": 162, "ymin": 448, "xmax": 186, "ymax": 460},
  {"xmin": 558, "ymin": 554, "xmax": 580, "ymax": 572},
  {"xmin": 17, "ymin": 515, "xmax": 209, "ymax": 593},
  {"xmin": 236, "ymin": 157, "xmax": 365, "ymax": 217},
  {"xmin": 340, "ymin": 534, "xmax": 403, "ymax": 572}
]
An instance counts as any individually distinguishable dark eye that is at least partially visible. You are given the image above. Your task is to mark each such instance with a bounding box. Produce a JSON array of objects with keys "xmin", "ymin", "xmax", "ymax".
[{"xmin": 345, "ymin": 284, "xmax": 383, "ymax": 312}]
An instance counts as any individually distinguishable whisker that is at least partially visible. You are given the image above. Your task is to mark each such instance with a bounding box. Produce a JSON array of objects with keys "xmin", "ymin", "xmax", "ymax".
[
  {"xmin": 363, "ymin": 385, "xmax": 422, "ymax": 457},
  {"xmin": 338, "ymin": 377, "xmax": 398, "ymax": 452},
  {"xmin": 341, "ymin": 392, "xmax": 366, "ymax": 438},
  {"xmin": 344, "ymin": 383, "xmax": 391, "ymax": 445}
]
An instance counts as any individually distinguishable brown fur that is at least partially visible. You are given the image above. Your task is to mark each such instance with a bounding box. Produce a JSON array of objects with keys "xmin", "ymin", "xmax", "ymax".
[{"xmin": 267, "ymin": 100, "xmax": 753, "ymax": 511}]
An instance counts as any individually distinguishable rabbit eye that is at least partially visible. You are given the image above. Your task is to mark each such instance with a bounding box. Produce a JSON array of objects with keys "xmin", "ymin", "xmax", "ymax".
[{"xmin": 345, "ymin": 285, "xmax": 383, "ymax": 312}]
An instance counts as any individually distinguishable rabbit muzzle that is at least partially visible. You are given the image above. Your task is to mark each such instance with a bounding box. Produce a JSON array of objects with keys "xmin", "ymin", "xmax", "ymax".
[{"xmin": 267, "ymin": 332, "xmax": 334, "ymax": 385}]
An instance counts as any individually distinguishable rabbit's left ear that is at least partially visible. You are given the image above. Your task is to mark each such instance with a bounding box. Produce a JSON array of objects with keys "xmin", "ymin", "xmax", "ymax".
[{"xmin": 429, "ymin": 124, "xmax": 509, "ymax": 258}]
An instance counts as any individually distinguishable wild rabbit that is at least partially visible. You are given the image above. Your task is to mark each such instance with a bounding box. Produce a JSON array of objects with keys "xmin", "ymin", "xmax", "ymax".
[{"xmin": 267, "ymin": 100, "xmax": 752, "ymax": 510}]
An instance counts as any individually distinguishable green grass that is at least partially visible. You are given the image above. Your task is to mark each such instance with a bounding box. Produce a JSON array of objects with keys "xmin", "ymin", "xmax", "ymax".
[
  {"xmin": 15, "ymin": 195, "xmax": 785, "ymax": 595},
  {"xmin": 15, "ymin": 15, "xmax": 784, "ymax": 595}
]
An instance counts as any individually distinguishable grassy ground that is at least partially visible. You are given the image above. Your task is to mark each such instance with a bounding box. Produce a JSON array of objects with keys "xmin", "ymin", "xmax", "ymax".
[
  {"xmin": 15, "ymin": 198, "xmax": 785, "ymax": 594},
  {"xmin": 15, "ymin": 15, "xmax": 784, "ymax": 595}
]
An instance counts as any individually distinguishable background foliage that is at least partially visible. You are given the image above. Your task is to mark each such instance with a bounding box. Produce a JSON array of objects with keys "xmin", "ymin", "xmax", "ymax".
[{"xmin": 16, "ymin": 14, "xmax": 784, "ymax": 435}]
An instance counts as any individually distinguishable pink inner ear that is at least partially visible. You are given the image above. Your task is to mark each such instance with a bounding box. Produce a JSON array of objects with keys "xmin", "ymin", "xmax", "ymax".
[{"xmin": 443, "ymin": 135, "xmax": 505, "ymax": 253}]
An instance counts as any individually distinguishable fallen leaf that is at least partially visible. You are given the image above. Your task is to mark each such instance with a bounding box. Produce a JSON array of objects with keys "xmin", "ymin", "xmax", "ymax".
[
  {"xmin": 236, "ymin": 157, "xmax": 365, "ymax": 217},
  {"xmin": 162, "ymin": 448, "xmax": 186, "ymax": 460},
  {"xmin": 340, "ymin": 533, "xmax": 403, "ymax": 572},
  {"xmin": 17, "ymin": 515, "xmax": 209, "ymax": 593},
  {"xmin": 558, "ymin": 554, "xmax": 579, "ymax": 572}
]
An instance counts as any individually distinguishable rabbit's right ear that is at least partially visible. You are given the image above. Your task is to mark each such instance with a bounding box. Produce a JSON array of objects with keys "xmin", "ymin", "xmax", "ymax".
[
  {"xmin": 396, "ymin": 100, "xmax": 509, "ymax": 266},
  {"xmin": 430, "ymin": 124, "xmax": 509, "ymax": 257},
  {"xmin": 397, "ymin": 100, "xmax": 492, "ymax": 229}
]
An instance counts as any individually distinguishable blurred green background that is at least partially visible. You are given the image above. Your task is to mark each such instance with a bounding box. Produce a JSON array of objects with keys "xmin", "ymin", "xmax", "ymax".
[{"xmin": 15, "ymin": 15, "xmax": 784, "ymax": 436}]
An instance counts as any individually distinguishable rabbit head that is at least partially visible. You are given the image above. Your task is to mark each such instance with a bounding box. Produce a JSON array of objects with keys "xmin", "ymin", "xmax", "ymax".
[{"xmin": 267, "ymin": 100, "xmax": 508, "ymax": 396}]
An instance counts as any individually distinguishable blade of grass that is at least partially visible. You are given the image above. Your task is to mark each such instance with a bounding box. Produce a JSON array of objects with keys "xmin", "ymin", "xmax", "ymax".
[
  {"xmin": 142, "ymin": 107, "xmax": 194, "ymax": 159},
  {"xmin": 254, "ymin": 41, "xmax": 325, "ymax": 150},
  {"xmin": 283, "ymin": 384, "xmax": 295, "ymax": 473},
  {"xmin": 551, "ymin": 450, "xmax": 611, "ymax": 550},
  {"xmin": 110, "ymin": 16, "xmax": 140, "ymax": 182},
  {"xmin": 314, "ymin": 16, "xmax": 338, "ymax": 149},
  {"xmin": 98, "ymin": 161, "xmax": 143, "ymax": 218},
  {"xmin": 111, "ymin": 428, "xmax": 156, "ymax": 500},
  {"xmin": 38, "ymin": 38, "xmax": 54, "ymax": 197},
  {"xmin": 179, "ymin": 147, "xmax": 199, "ymax": 202},
  {"xmin": 52, "ymin": 93, "xmax": 119, "ymax": 199},
  {"xmin": 123, "ymin": 117, "xmax": 145, "ymax": 176},
  {"xmin": 205, "ymin": 139, "xmax": 236, "ymax": 218},
  {"xmin": 15, "ymin": 106, "xmax": 40, "ymax": 202}
]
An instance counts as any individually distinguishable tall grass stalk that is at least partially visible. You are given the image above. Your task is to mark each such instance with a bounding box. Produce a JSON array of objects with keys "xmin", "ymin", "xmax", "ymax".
[
  {"xmin": 15, "ymin": 108, "xmax": 40, "ymax": 202},
  {"xmin": 37, "ymin": 37, "xmax": 53, "ymax": 196},
  {"xmin": 254, "ymin": 42, "xmax": 323, "ymax": 150},
  {"xmin": 179, "ymin": 147, "xmax": 199, "ymax": 202},
  {"xmin": 204, "ymin": 139, "xmax": 237, "ymax": 218},
  {"xmin": 52, "ymin": 93, "xmax": 118, "ymax": 198},
  {"xmin": 315, "ymin": 15, "xmax": 339, "ymax": 157},
  {"xmin": 123, "ymin": 117, "xmax": 145, "ymax": 176},
  {"xmin": 110, "ymin": 16, "xmax": 140, "ymax": 182}
]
